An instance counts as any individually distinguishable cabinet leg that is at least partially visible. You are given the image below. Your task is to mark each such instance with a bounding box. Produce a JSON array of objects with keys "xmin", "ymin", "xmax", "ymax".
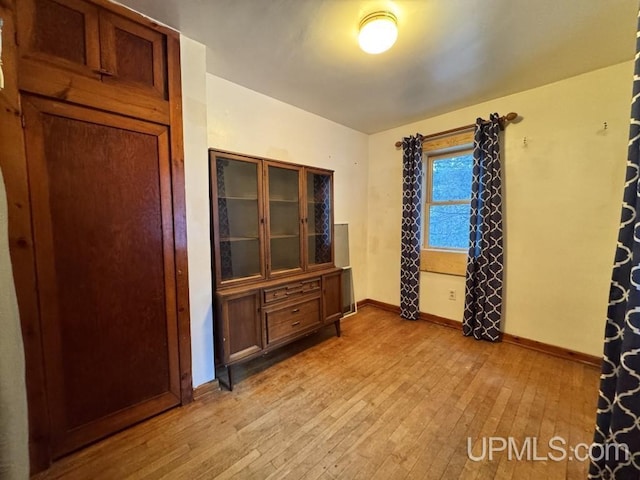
[
  {"xmin": 218, "ymin": 365, "xmax": 233, "ymax": 391},
  {"xmin": 334, "ymin": 319, "xmax": 341, "ymax": 337},
  {"xmin": 227, "ymin": 366, "xmax": 233, "ymax": 391}
]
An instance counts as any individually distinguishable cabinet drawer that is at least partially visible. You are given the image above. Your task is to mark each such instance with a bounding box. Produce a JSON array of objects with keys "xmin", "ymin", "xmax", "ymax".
[
  {"xmin": 264, "ymin": 278, "xmax": 320, "ymax": 303},
  {"xmin": 266, "ymin": 297, "xmax": 321, "ymax": 344}
]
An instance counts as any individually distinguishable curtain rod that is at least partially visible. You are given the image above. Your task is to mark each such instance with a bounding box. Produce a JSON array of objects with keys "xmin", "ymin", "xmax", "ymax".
[{"xmin": 394, "ymin": 112, "xmax": 518, "ymax": 148}]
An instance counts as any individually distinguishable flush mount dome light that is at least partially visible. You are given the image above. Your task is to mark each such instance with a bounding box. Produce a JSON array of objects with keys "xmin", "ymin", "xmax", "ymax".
[{"xmin": 358, "ymin": 11, "xmax": 398, "ymax": 54}]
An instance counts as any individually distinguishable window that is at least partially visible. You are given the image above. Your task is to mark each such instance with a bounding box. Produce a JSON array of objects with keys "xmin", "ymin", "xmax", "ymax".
[
  {"xmin": 425, "ymin": 150, "xmax": 473, "ymax": 249},
  {"xmin": 421, "ymin": 130, "xmax": 473, "ymax": 275}
]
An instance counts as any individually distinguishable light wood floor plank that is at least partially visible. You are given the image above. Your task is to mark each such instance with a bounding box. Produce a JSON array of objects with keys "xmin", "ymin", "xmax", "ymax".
[{"xmin": 32, "ymin": 306, "xmax": 600, "ymax": 480}]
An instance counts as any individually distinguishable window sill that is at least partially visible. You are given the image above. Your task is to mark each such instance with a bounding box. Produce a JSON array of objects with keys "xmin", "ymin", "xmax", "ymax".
[{"xmin": 420, "ymin": 249, "xmax": 467, "ymax": 276}]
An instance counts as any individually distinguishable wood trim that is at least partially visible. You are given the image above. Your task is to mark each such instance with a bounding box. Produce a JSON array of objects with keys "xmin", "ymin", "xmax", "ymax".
[
  {"xmin": 0, "ymin": 3, "xmax": 52, "ymax": 472},
  {"xmin": 499, "ymin": 333, "xmax": 601, "ymax": 369},
  {"xmin": 422, "ymin": 130, "xmax": 474, "ymax": 153},
  {"xmin": 86, "ymin": 0, "xmax": 180, "ymax": 38},
  {"xmin": 157, "ymin": 128, "xmax": 181, "ymax": 399},
  {"xmin": 209, "ymin": 148, "xmax": 335, "ymax": 174},
  {"xmin": 219, "ymin": 267, "xmax": 342, "ymax": 297},
  {"xmin": 356, "ymin": 298, "xmax": 398, "ymax": 313},
  {"xmin": 167, "ymin": 35, "xmax": 193, "ymax": 405},
  {"xmin": 58, "ymin": 392, "xmax": 179, "ymax": 457},
  {"xmin": 18, "ymin": 60, "xmax": 171, "ymax": 125},
  {"xmin": 193, "ymin": 380, "xmax": 220, "ymax": 399},
  {"xmin": 356, "ymin": 299, "xmax": 602, "ymax": 368},
  {"xmin": 420, "ymin": 249, "xmax": 467, "ymax": 276}
]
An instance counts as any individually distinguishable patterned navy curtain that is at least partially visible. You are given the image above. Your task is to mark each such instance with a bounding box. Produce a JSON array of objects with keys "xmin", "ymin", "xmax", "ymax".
[
  {"xmin": 590, "ymin": 11, "xmax": 640, "ymax": 479},
  {"xmin": 462, "ymin": 114, "xmax": 503, "ymax": 341},
  {"xmin": 400, "ymin": 135, "xmax": 423, "ymax": 320}
]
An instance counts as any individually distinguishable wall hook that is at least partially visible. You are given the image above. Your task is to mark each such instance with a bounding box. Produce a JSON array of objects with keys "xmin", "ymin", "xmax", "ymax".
[
  {"xmin": 604, "ymin": 122, "xmax": 608, "ymax": 130},
  {"xmin": 523, "ymin": 136, "xmax": 527, "ymax": 147}
]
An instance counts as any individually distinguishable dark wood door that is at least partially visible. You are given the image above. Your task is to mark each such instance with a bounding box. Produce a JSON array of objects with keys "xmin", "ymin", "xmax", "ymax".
[{"xmin": 22, "ymin": 95, "xmax": 181, "ymax": 458}]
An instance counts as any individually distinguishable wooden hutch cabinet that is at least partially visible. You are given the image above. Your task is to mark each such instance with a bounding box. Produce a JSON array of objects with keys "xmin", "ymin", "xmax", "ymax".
[{"xmin": 209, "ymin": 149, "xmax": 342, "ymax": 389}]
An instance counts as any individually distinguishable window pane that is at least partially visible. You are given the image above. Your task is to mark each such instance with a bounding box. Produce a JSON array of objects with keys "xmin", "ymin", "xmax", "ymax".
[
  {"xmin": 428, "ymin": 204, "xmax": 470, "ymax": 249},
  {"xmin": 432, "ymin": 154, "xmax": 473, "ymax": 202}
]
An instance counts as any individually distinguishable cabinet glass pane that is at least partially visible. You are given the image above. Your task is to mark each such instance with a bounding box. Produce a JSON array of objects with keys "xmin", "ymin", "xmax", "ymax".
[
  {"xmin": 269, "ymin": 166, "xmax": 301, "ymax": 271},
  {"xmin": 307, "ymin": 172, "xmax": 332, "ymax": 265},
  {"xmin": 216, "ymin": 157, "xmax": 261, "ymax": 281}
]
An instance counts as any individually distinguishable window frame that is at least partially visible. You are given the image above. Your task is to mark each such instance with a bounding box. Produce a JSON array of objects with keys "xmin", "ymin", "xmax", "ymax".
[{"xmin": 420, "ymin": 130, "xmax": 474, "ymax": 276}]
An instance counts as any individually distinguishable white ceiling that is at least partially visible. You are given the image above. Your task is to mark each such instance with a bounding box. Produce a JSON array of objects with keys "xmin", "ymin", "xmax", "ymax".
[{"xmin": 118, "ymin": 0, "xmax": 638, "ymax": 134}]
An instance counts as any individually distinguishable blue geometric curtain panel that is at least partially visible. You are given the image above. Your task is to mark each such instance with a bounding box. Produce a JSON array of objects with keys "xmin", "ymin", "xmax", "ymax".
[
  {"xmin": 462, "ymin": 114, "xmax": 504, "ymax": 341},
  {"xmin": 400, "ymin": 135, "xmax": 423, "ymax": 321},
  {"xmin": 590, "ymin": 9, "xmax": 640, "ymax": 479}
]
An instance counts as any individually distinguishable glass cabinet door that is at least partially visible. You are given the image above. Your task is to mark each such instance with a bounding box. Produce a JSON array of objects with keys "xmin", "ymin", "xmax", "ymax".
[
  {"xmin": 212, "ymin": 154, "xmax": 263, "ymax": 284},
  {"xmin": 306, "ymin": 170, "xmax": 333, "ymax": 267},
  {"xmin": 266, "ymin": 164, "xmax": 303, "ymax": 274}
]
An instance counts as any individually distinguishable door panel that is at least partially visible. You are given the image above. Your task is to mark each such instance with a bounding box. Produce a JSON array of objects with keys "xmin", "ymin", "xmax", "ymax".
[
  {"xmin": 265, "ymin": 163, "xmax": 304, "ymax": 276},
  {"xmin": 100, "ymin": 11, "xmax": 167, "ymax": 98},
  {"xmin": 17, "ymin": 0, "xmax": 101, "ymax": 78},
  {"xmin": 22, "ymin": 96, "xmax": 180, "ymax": 457},
  {"xmin": 210, "ymin": 154, "xmax": 265, "ymax": 286},
  {"xmin": 222, "ymin": 291, "xmax": 262, "ymax": 364},
  {"xmin": 306, "ymin": 169, "xmax": 334, "ymax": 269}
]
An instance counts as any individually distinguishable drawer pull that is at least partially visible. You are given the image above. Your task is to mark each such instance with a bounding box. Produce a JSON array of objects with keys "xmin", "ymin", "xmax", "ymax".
[
  {"xmin": 292, "ymin": 308, "xmax": 300, "ymax": 313},
  {"xmin": 291, "ymin": 321, "xmax": 301, "ymax": 326},
  {"xmin": 96, "ymin": 68, "xmax": 115, "ymax": 77}
]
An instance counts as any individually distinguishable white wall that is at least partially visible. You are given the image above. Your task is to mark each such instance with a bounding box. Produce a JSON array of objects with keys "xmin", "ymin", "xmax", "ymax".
[
  {"xmin": 180, "ymin": 36, "xmax": 213, "ymax": 387},
  {"xmin": 367, "ymin": 61, "xmax": 633, "ymax": 357},
  {"xmin": 206, "ymin": 74, "xmax": 370, "ymax": 302},
  {"xmin": 180, "ymin": 37, "xmax": 369, "ymax": 387}
]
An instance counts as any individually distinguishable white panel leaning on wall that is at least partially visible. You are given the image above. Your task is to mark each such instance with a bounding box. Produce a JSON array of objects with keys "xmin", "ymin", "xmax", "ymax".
[{"xmin": 335, "ymin": 223, "xmax": 356, "ymax": 317}]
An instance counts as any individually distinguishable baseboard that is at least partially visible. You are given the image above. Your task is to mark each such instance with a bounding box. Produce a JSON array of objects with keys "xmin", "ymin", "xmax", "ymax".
[
  {"xmin": 356, "ymin": 298, "xmax": 602, "ymax": 368},
  {"xmin": 193, "ymin": 379, "xmax": 219, "ymax": 399}
]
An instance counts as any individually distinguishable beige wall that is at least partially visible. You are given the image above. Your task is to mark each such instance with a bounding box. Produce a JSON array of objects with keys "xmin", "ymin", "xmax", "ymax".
[
  {"xmin": 367, "ymin": 61, "xmax": 633, "ymax": 356},
  {"xmin": 206, "ymin": 74, "xmax": 370, "ymax": 302},
  {"xmin": 183, "ymin": 33, "xmax": 631, "ymax": 381}
]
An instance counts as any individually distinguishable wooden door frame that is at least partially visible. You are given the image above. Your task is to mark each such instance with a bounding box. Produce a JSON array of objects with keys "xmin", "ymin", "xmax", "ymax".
[{"xmin": 0, "ymin": 0, "xmax": 193, "ymax": 472}]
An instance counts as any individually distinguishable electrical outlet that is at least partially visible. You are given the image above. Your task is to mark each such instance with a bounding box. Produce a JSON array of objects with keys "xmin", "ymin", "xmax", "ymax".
[{"xmin": 448, "ymin": 289, "xmax": 456, "ymax": 301}]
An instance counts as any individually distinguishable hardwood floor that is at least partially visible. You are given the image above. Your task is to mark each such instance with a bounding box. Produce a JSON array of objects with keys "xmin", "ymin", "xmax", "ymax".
[{"xmin": 33, "ymin": 306, "xmax": 601, "ymax": 479}]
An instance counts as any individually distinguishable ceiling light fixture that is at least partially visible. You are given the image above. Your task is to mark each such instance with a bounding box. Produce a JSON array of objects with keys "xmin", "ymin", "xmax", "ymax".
[{"xmin": 358, "ymin": 12, "xmax": 398, "ymax": 54}]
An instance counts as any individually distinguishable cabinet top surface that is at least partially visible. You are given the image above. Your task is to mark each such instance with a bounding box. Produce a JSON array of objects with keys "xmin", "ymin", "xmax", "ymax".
[{"xmin": 209, "ymin": 148, "xmax": 335, "ymax": 174}]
